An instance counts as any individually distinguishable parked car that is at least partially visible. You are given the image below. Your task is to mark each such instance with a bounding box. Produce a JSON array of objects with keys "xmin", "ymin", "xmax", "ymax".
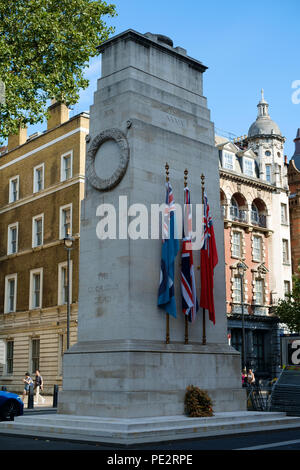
[{"xmin": 0, "ymin": 391, "xmax": 24, "ymax": 421}]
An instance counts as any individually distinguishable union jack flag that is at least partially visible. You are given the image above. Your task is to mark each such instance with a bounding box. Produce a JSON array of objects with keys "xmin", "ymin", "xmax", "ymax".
[
  {"xmin": 200, "ymin": 192, "xmax": 218, "ymax": 324},
  {"xmin": 181, "ymin": 187, "xmax": 198, "ymax": 323}
]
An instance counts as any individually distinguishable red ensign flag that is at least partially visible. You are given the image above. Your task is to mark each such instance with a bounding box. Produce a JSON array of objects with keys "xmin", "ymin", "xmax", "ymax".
[{"xmin": 200, "ymin": 193, "xmax": 218, "ymax": 324}]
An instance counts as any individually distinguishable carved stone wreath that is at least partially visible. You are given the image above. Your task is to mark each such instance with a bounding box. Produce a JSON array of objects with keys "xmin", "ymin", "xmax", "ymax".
[{"xmin": 86, "ymin": 128, "xmax": 130, "ymax": 191}]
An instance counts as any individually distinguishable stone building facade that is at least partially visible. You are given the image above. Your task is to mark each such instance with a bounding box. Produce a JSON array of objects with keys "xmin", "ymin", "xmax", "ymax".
[
  {"xmin": 218, "ymin": 91, "xmax": 292, "ymax": 379},
  {"xmin": 0, "ymin": 102, "xmax": 89, "ymax": 393}
]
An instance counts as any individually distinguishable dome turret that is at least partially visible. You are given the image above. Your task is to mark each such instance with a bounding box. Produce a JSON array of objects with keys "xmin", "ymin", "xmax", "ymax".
[{"xmin": 248, "ymin": 89, "xmax": 281, "ymax": 138}]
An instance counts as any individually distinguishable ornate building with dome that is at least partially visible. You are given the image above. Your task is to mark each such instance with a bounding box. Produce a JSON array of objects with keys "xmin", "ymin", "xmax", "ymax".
[{"xmin": 217, "ymin": 90, "xmax": 292, "ymax": 379}]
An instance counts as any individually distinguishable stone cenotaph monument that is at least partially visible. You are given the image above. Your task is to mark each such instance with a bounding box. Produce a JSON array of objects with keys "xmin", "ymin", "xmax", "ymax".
[{"xmin": 57, "ymin": 30, "xmax": 246, "ymax": 437}]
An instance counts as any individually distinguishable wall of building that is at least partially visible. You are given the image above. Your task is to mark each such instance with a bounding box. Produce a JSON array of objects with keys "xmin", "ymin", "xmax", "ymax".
[
  {"xmin": 288, "ymin": 134, "xmax": 300, "ymax": 275},
  {"xmin": 218, "ymin": 126, "xmax": 291, "ymax": 378},
  {"xmin": 0, "ymin": 109, "xmax": 89, "ymax": 393}
]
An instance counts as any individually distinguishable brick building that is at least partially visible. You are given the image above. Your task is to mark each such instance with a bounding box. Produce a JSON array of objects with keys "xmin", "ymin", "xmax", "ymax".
[
  {"xmin": 0, "ymin": 102, "xmax": 89, "ymax": 393},
  {"xmin": 288, "ymin": 129, "xmax": 300, "ymax": 275},
  {"xmin": 218, "ymin": 91, "xmax": 292, "ymax": 379}
]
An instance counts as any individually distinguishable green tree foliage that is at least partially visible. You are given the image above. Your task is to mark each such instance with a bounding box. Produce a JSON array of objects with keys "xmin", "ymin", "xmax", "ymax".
[
  {"xmin": 276, "ymin": 274, "xmax": 300, "ymax": 334},
  {"xmin": 0, "ymin": 0, "xmax": 116, "ymax": 139}
]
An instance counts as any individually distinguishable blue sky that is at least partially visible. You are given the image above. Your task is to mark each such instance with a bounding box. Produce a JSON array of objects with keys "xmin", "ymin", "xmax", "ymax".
[{"xmin": 33, "ymin": 0, "xmax": 300, "ymax": 158}]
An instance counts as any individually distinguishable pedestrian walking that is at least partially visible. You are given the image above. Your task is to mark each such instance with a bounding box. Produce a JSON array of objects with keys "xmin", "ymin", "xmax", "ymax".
[
  {"xmin": 34, "ymin": 369, "xmax": 45, "ymax": 405},
  {"xmin": 241, "ymin": 368, "xmax": 247, "ymax": 387},
  {"xmin": 22, "ymin": 372, "xmax": 34, "ymax": 402},
  {"xmin": 247, "ymin": 369, "xmax": 255, "ymax": 386}
]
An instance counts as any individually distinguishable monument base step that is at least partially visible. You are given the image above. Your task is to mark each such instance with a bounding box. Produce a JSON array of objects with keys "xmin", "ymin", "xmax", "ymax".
[{"xmin": 1, "ymin": 411, "xmax": 300, "ymax": 445}]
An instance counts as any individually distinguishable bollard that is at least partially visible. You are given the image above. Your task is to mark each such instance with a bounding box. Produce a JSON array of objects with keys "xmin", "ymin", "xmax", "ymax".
[
  {"xmin": 1, "ymin": 386, "xmax": 7, "ymax": 391},
  {"xmin": 28, "ymin": 384, "xmax": 34, "ymax": 409},
  {"xmin": 53, "ymin": 384, "xmax": 58, "ymax": 408}
]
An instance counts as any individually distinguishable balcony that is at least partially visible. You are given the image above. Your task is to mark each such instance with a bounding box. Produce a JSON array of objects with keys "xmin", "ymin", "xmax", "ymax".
[
  {"xmin": 251, "ymin": 211, "xmax": 267, "ymax": 228},
  {"xmin": 230, "ymin": 206, "xmax": 248, "ymax": 223},
  {"xmin": 231, "ymin": 303, "xmax": 249, "ymax": 315},
  {"xmin": 252, "ymin": 306, "xmax": 268, "ymax": 316}
]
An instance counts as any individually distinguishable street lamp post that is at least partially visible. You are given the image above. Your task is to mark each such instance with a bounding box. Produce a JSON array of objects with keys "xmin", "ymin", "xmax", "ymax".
[
  {"xmin": 237, "ymin": 262, "xmax": 246, "ymax": 371},
  {"xmin": 64, "ymin": 232, "xmax": 74, "ymax": 349}
]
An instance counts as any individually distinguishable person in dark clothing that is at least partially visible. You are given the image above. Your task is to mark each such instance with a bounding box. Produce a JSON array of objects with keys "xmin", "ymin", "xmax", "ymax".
[
  {"xmin": 22, "ymin": 372, "xmax": 33, "ymax": 402},
  {"xmin": 34, "ymin": 369, "xmax": 45, "ymax": 404}
]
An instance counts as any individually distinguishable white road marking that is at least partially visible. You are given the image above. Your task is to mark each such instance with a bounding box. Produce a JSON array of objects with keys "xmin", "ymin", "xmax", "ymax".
[{"xmin": 235, "ymin": 439, "xmax": 300, "ymax": 450}]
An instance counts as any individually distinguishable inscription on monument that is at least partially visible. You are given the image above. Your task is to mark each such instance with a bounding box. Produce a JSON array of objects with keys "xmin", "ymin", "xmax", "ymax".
[{"xmin": 167, "ymin": 113, "xmax": 185, "ymax": 127}]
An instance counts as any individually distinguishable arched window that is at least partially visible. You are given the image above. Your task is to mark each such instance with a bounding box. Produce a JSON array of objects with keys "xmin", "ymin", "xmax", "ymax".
[
  {"xmin": 251, "ymin": 203, "xmax": 259, "ymax": 224},
  {"xmin": 251, "ymin": 199, "xmax": 267, "ymax": 228},
  {"xmin": 230, "ymin": 193, "xmax": 247, "ymax": 222},
  {"xmin": 220, "ymin": 190, "xmax": 227, "ymax": 218},
  {"xmin": 230, "ymin": 197, "xmax": 239, "ymax": 219}
]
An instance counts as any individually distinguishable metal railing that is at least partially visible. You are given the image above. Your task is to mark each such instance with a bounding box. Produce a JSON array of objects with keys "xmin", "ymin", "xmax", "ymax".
[
  {"xmin": 246, "ymin": 384, "xmax": 273, "ymax": 412},
  {"xmin": 230, "ymin": 206, "xmax": 248, "ymax": 223},
  {"xmin": 251, "ymin": 212, "xmax": 267, "ymax": 228}
]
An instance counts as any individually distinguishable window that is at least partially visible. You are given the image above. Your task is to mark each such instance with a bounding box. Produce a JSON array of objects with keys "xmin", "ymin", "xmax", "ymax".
[
  {"xmin": 232, "ymin": 231, "xmax": 242, "ymax": 258},
  {"xmin": 251, "ymin": 203, "xmax": 259, "ymax": 224},
  {"xmin": 58, "ymin": 261, "xmax": 72, "ymax": 305},
  {"xmin": 4, "ymin": 274, "xmax": 17, "ymax": 313},
  {"xmin": 281, "ymin": 204, "xmax": 288, "ymax": 224},
  {"xmin": 9, "ymin": 176, "xmax": 19, "ymax": 203},
  {"xmin": 255, "ymin": 279, "xmax": 264, "ymax": 305},
  {"xmin": 6, "ymin": 341, "xmax": 14, "ymax": 374},
  {"xmin": 278, "ymin": 165, "xmax": 282, "ymax": 186},
  {"xmin": 59, "ymin": 204, "xmax": 72, "ymax": 239},
  {"xmin": 29, "ymin": 269, "xmax": 43, "ymax": 309},
  {"xmin": 61, "ymin": 151, "xmax": 73, "ymax": 181},
  {"xmin": 266, "ymin": 165, "xmax": 271, "ymax": 183},
  {"xmin": 253, "ymin": 331, "xmax": 265, "ymax": 369},
  {"xmin": 251, "ymin": 202, "xmax": 266, "ymax": 228},
  {"xmin": 31, "ymin": 339, "xmax": 40, "ymax": 372},
  {"xmin": 61, "ymin": 266, "xmax": 68, "ymax": 304},
  {"xmin": 282, "ymin": 239, "xmax": 289, "ymax": 264},
  {"xmin": 265, "ymin": 151, "xmax": 271, "ymax": 156},
  {"xmin": 244, "ymin": 158, "xmax": 253, "ymax": 177},
  {"xmin": 58, "ymin": 334, "xmax": 64, "ymax": 375},
  {"xmin": 33, "ymin": 164, "xmax": 44, "ymax": 193},
  {"xmin": 233, "ymin": 276, "xmax": 242, "ymax": 303},
  {"xmin": 284, "ymin": 281, "xmax": 291, "ymax": 297},
  {"xmin": 7, "ymin": 223, "xmax": 18, "ymax": 255},
  {"xmin": 253, "ymin": 236, "xmax": 262, "ymax": 262},
  {"xmin": 223, "ymin": 152, "xmax": 234, "ymax": 170},
  {"xmin": 230, "ymin": 197, "xmax": 239, "ymax": 219},
  {"xmin": 231, "ymin": 329, "xmax": 242, "ymax": 353},
  {"xmin": 32, "ymin": 214, "xmax": 44, "ymax": 247}
]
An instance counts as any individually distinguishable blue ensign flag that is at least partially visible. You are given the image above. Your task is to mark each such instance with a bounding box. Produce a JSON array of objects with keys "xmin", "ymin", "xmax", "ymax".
[{"xmin": 158, "ymin": 182, "xmax": 179, "ymax": 318}]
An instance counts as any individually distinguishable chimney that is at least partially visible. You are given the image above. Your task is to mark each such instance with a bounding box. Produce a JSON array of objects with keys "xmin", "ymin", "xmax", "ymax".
[
  {"xmin": 7, "ymin": 126, "xmax": 27, "ymax": 151},
  {"xmin": 47, "ymin": 99, "xmax": 69, "ymax": 130}
]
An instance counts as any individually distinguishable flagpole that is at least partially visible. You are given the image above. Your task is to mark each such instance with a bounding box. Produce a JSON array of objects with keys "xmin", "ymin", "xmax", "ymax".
[
  {"xmin": 201, "ymin": 173, "xmax": 207, "ymax": 345},
  {"xmin": 165, "ymin": 162, "xmax": 170, "ymax": 345},
  {"xmin": 184, "ymin": 168, "xmax": 189, "ymax": 345}
]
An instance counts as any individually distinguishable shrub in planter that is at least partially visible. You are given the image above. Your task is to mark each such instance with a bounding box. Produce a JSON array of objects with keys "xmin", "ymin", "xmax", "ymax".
[{"xmin": 184, "ymin": 385, "xmax": 214, "ymax": 417}]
